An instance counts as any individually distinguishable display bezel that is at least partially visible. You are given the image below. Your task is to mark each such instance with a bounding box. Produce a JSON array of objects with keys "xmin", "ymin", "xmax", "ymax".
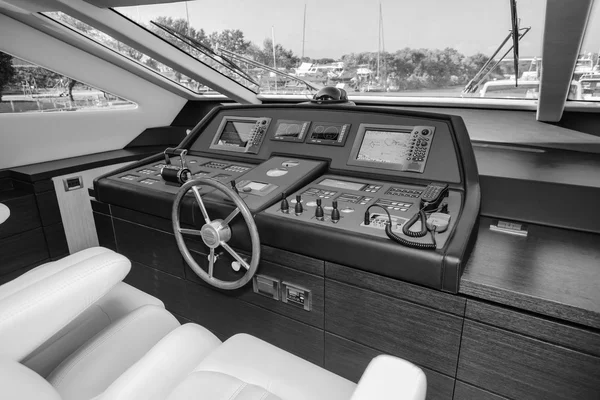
[
  {"xmin": 348, "ymin": 123, "xmax": 433, "ymax": 172},
  {"xmin": 306, "ymin": 122, "xmax": 351, "ymax": 146},
  {"xmin": 209, "ymin": 116, "xmax": 270, "ymax": 154},
  {"xmin": 271, "ymin": 119, "xmax": 311, "ymax": 142}
]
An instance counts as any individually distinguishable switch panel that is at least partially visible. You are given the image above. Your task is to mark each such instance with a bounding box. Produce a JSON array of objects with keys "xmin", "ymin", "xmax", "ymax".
[
  {"xmin": 252, "ymin": 275, "xmax": 280, "ymax": 300},
  {"xmin": 282, "ymin": 282, "xmax": 312, "ymax": 311}
]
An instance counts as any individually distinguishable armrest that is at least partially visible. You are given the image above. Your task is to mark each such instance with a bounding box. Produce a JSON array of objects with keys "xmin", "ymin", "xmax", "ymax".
[
  {"xmin": 0, "ymin": 247, "xmax": 130, "ymax": 361},
  {"xmin": 351, "ymin": 355, "xmax": 427, "ymax": 400},
  {"xmin": 0, "ymin": 357, "xmax": 61, "ymax": 400}
]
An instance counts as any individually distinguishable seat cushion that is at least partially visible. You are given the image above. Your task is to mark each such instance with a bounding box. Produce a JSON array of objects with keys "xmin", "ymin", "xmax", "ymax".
[
  {"xmin": 193, "ymin": 334, "xmax": 356, "ymax": 400},
  {"xmin": 167, "ymin": 371, "xmax": 281, "ymax": 400},
  {"xmin": 48, "ymin": 304, "xmax": 180, "ymax": 400}
]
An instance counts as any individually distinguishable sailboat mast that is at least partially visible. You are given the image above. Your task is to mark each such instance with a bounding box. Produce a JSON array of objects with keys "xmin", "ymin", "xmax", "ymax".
[
  {"xmin": 377, "ymin": 2, "xmax": 381, "ymax": 79},
  {"xmin": 302, "ymin": 3, "xmax": 306, "ymax": 59}
]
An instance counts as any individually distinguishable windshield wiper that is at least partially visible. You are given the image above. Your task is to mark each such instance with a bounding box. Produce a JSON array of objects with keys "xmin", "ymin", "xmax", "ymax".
[
  {"xmin": 152, "ymin": 21, "xmax": 260, "ymax": 87},
  {"xmin": 510, "ymin": 0, "xmax": 520, "ymax": 87},
  {"xmin": 152, "ymin": 22, "xmax": 319, "ymax": 94},
  {"xmin": 216, "ymin": 47, "xmax": 321, "ymax": 93}
]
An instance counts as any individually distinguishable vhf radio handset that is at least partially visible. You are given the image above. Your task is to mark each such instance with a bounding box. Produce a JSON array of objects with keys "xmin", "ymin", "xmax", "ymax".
[{"xmin": 364, "ymin": 183, "xmax": 450, "ymax": 250}]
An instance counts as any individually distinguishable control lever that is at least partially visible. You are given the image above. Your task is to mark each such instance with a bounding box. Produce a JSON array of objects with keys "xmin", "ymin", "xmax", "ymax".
[
  {"xmin": 294, "ymin": 195, "xmax": 303, "ymax": 216},
  {"xmin": 331, "ymin": 201, "xmax": 340, "ymax": 223},
  {"xmin": 315, "ymin": 198, "xmax": 324, "ymax": 221},
  {"xmin": 230, "ymin": 180, "xmax": 239, "ymax": 195},
  {"xmin": 280, "ymin": 192, "xmax": 290, "ymax": 214}
]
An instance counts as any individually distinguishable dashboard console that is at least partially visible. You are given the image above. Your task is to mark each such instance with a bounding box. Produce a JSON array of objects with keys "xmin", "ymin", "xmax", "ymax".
[{"xmin": 95, "ymin": 104, "xmax": 480, "ymax": 293}]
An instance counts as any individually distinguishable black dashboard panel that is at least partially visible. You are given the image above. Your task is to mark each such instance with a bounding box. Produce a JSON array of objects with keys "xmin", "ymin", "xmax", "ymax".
[
  {"xmin": 95, "ymin": 104, "xmax": 479, "ymax": 292},
  {"xmin": 188, "ymin": 107, "xmax": 462, "ymax": 184}
]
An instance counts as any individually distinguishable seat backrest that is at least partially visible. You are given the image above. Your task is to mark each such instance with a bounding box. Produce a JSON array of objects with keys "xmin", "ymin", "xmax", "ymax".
[{"xmin": 0, "ymin": 247, "xmax": 130, "ymax": 361}]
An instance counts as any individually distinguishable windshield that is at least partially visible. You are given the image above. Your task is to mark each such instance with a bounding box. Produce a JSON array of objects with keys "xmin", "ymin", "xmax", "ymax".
[
  {"xmin": 572, "ymin": 0, "xmax": 600, "ymax": 101},
  {"xmin": 114, "ymin": 0, "xmax": 547, "ymax": 99}
]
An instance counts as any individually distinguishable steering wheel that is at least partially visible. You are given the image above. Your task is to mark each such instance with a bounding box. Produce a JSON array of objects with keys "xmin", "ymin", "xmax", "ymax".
[{"xmin": 172, "ymin": 178, "xmax": 260, "ymax": 290}]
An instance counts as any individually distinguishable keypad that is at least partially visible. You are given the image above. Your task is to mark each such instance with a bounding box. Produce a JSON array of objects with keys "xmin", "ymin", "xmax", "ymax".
[
  {"xmin": 225, "ymin": 165, "xmax": 250, "ymax": 173},
  {"xmin": 138, "ymin": 168, "xmax": 156, "ymax": 175},
  {"xmin": 139, "ymin": 178, "xmax": 159, "ymax": 185},
  {"xmin": 360, "ymin": 184, "xmax": 382, "ymax": 193},
  {"xmin": 375, "ymin": 199, "xmax": 413, "ymax": 212},
  {"xmin": 303, "ymin": 187, "xmax": 337, "ymax": 199},
  {"xmin": 385, "ymin": 187, "xmax": 423, "ymax": 198},
  {"xmin": 120, "ymin": 174, "xmax": 138, "ymax": 181},
  {"xmin": 203, "ymin": 161, "xmax": 228, "ymax": 169}
]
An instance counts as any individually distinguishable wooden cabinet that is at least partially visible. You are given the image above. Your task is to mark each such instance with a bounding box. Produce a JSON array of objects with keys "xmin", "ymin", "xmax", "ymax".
[{"xmin": 458, "ymin": 301, "xmax": 600, "ymax": 400}]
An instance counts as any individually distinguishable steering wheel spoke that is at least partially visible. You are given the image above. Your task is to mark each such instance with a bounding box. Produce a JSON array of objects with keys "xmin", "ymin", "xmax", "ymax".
[
  {"xmin": 222, "ymin": 207, "xmax": 241, "ymax": 226},
  {"xmin": 220, "ymin": 242, "xmax": 250, "ymax": 271},
  {"xmin": 208, "ymin": 248, "xmax": 215, "ymax": 278},
  {"xmin": 179, "ymin": 228, "xmax": 203, "ymax": 236},
  {"xmin": 192, "ymin": 185, "xmax": 211, "ymax": 224}
]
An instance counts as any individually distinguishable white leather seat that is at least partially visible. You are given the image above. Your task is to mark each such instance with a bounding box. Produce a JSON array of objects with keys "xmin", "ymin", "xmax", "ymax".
[
  {"xmin": 0, "ymin": 203, "xmax": 9, "ymax": 224},
  {"xmin": 0, "ymin": 247, "xmax": 427, "ymax": 400}
]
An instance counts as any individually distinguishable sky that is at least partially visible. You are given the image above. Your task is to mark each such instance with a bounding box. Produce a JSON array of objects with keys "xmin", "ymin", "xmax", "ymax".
[{"xmin": 117, "ymin": 0, "xmax": 600, "ymax": 60}]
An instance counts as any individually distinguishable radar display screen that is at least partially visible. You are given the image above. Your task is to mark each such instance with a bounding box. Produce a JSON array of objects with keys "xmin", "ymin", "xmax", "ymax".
[
  {"xmin": 357, "ymin": 129, "xmax": 413, "ymax": 164},
  {"xmin": 272, "ymin": 120, "xmax": 310, "ymax": 142},
  {"xmin": 216, "ymin": 121, "xmax": 255, "ymax": 147}
]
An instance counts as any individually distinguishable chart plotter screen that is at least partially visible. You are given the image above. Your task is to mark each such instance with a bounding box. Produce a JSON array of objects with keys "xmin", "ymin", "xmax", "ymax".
[
  {"xmin": 217, "ymin": 121, "xmax": 255, "ymax": 147},
  {"xmin": 356, "ymin": 129, "xmax": 412, "ymax": 164}
]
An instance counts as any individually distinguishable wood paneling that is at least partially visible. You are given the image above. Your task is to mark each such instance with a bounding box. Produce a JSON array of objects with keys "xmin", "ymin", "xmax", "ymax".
[
  {"xmin": 124, "ymin": 262, "xmax": 189, "ymax": 317},
  {"xmin": 93, "ymin": 212, "xmax": 116, "ymax": 251},
  {"xmin": 113, "ymin": 219, "xmax": 185, "ymax": 278},
  {"xmin": 35, "ymin": 190, "xmax": 61, "ymax": 226},
  {"xmin": 466, "ymin": 300, "xmax": 600, "ymax": 357},
  {"xmin": 326, "ymin": 262, "xmax": 465, "ymax": 316},
  {"xmin": 43, "ymin": 223, "xmax": 69, "ymax": 260},
  {"xmin": 185, "ymin": 280, "xmax": 324, "ymax": 366},
  {"xmin": 0, "ymin": 228, "xmax": 49, "ymax": 276},
  {"xmin": 52, "ymin": 163, "xmax": 131, "ymax": 254},
  {"xmin": 111, "ymin": 204, "xmax": 174, "ymax": 233},
  {"xmin": 457, "ymin": 320, "xmax": 600, "ymax": 400},
  {"xmin": 325, "ymin": 281, "xmax": 463, "ymax": 376},
  {"xmin": 453, "ymin": 381, "xmax": 509, "ymax": 400},
  {"xmin": 261, "ymin": 245, "xmax": 324, "ymax": 276},
  {"xmin": 461, "ymin": 217, "xmax": 600, "ymax": 330},
  {"xmin": 0, "ymin": 191, "xmax": 41, "ymax": 239},
  {"xmin": 324, "ymin": 333, "xmax": 455, "ymax": 400},
  {"xmin": 0, "ymin": 258, "xmax": 49, "ymax": 285}
]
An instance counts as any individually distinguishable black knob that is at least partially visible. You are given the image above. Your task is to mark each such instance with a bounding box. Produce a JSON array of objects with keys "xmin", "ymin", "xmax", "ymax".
[
  {"xmin": 295, "ymin": 195, "xmax": 303, "ymax": 215},
  {"xmin": 331, "ymin": 200, "xmax": 340, "ymax": 223},
  {"xmin": 315, "ymin": 198, "xmax": 324, "ymax": 221},
  {"xmin": 280, "ymin": 192, "xmax": 289, "ymax": 213},
  {"xmin": 363, "ymin": 210, "xmax": 371, "ymax": 225},
  {"xmin": 230, "ymin": 180, "xmax": 239, "ymax": 194}
]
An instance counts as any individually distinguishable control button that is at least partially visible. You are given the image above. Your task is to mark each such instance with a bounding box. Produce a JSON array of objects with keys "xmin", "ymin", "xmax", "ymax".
[
  {"xmin": 359, "ymin": 202, "xmax": 367, "ymax": 205},
  {"xmin": 401, "ymin": 208, "xmax": 408, "ymax": 211},
  {"xmin": 306, "ymin": 201, "xmax": 317, "ymax": 207},
  {"xmin": 282, "ymin": 160, "xmax": 300, "ymax": 167},
  {"xmin": 324, "ymin": 206, "xmax": 334, "ymax": 211},
  {"xmin": 421, "ymin": 129, "xmax": 430, "ymax": 136},
  {"xmin": 394, "ymin": 207, "xmax": 400, "ymax": 210},
  {"xmin": 341, "ymin": 207, "xmax": 355, "ymax": 213},
  {"xmin": 242, "ymin": 186, "xmax": 252, "ymax": 193}
]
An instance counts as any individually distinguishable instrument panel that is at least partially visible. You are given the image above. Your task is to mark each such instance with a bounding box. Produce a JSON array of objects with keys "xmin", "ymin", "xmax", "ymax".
[{"xmin": 96, "ymin": 104, "xmax": 478, "ymax": 292}]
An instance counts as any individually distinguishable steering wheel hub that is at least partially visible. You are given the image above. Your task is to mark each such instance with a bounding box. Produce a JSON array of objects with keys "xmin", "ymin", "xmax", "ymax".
[{"xmin": 200, "ymin": 220, "xmax": 230, "ymax": 248}]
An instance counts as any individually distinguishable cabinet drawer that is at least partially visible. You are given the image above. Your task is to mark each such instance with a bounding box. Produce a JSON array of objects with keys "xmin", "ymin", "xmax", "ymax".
[
  {"xmin": 457, "ymin": 320, "xmax": 600, "ymax": 400},
  {"xmin": 325, "ymin": 280, "xmax": 463, "ymax": 375}
]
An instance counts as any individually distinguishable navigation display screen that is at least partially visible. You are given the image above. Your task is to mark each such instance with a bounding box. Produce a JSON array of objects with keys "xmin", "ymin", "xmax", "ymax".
[
  {"xmin": 356, "ymin": 129, "xmax": 412, "ymax": 164},
  {"xmin": 273, "ymin": 120, "xmax": 310, "ymax": 141},
  {"xmin": 216, "ymin": 121, "xmax": 255, "ymax": 147},
  {"xmin": 320, "ymin": 178, "xmax": 366, "ymax": 191}
]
